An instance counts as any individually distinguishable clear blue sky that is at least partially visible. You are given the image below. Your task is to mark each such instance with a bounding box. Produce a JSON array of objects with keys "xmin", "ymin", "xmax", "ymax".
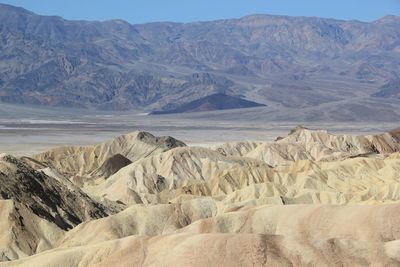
[{"xmin": 1, "ymin": 0, "xmax": 399, "ymax": 23}]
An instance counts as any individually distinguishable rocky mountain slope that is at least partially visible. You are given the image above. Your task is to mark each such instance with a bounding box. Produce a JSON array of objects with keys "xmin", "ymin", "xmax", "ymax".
[
  {"xmin": 217, "ymin": 126, "xmax": 400, "ymax": 165},
  {"xmin": 1, "ymin": 4, "xmax": 400, "ymax": 119}
]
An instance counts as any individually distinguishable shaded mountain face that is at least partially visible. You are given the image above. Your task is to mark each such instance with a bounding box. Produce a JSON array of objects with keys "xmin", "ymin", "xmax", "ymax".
[
  {"xmin": 0, "ymin": 4, "xmax": 400, "ymax": 113},
  {"xmin": 151, "ymin": 93, "xmax": 266, "ymax": 114}
]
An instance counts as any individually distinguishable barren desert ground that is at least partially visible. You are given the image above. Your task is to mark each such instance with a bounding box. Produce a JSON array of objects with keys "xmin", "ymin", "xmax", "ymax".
[{"xmin": 1, "ymin": 104, "xmax": 398, "ymax": 156}]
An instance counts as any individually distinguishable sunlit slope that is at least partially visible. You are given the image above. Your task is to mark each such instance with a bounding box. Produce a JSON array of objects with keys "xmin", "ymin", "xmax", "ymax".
[{"xmin": 4, "ymin": 127, "xmax": 400, "ymax": 266}]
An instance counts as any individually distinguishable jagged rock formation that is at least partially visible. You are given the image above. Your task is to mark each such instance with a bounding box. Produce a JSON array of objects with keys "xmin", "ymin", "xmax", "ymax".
[
  {"xmin": 86, "ymin": 149, "xmax": 400, "ymax": 207},
  {"xmin": 0, "ymin": 154, "xmax": 119, "ymax": 261},
  {"xmin": 91, "ymin": 146, "xmax": 268, "ymax": 205},
  {"xmin": 24, "ymin": 131, "xmax": 186, "ymax": 181},
  {"xmin": 216, "ymin": 126, "xmax": 400, "ymax": 166},
  {"xmin": 4, "ymin": 128, "xmax": 400, "ymax": 266},
  {"xmin": 0, "ymin": 154, "xmax": 109, "ymax": 230}
]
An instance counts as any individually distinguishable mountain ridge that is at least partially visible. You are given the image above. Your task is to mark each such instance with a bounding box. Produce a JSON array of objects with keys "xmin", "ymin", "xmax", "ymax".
[
  {"xmin": 1, "ymin": 3, "xmax": 400, "ymax": 119},
  {"xmin": 3, "ymin": 3, "xmax": 399, "ymax": 24}
]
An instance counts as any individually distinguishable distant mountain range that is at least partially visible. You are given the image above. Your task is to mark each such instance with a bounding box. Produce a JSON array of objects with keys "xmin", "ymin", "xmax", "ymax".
[{"xmin": 0, "ymin": 4, "xmax": 400, "ymax": 118}]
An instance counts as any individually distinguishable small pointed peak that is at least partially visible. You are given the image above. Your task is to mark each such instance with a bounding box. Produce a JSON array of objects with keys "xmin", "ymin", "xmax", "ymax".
[
  {"xmin": 288, "ymin": 125, "xmax": 309, "ymax": 135},
  {"xmin": 135, "ymin": 131, "xmax": 156, "ymax": 140}
]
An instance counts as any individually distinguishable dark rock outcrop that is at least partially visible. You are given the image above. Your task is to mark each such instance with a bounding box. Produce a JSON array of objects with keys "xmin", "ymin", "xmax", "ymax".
[
  {"xmin": 151, "ymin": 93, "xmax": 266, "ymax": 114},
  {"xmin": 0, "ymin": 154, "xmax": 109, "ymax": 230}
]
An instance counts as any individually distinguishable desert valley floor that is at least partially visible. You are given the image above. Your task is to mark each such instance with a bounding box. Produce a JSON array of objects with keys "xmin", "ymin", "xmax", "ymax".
[{"xmin": 1, "ymin": 103, "xmax": 399, "ymax": 155}]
